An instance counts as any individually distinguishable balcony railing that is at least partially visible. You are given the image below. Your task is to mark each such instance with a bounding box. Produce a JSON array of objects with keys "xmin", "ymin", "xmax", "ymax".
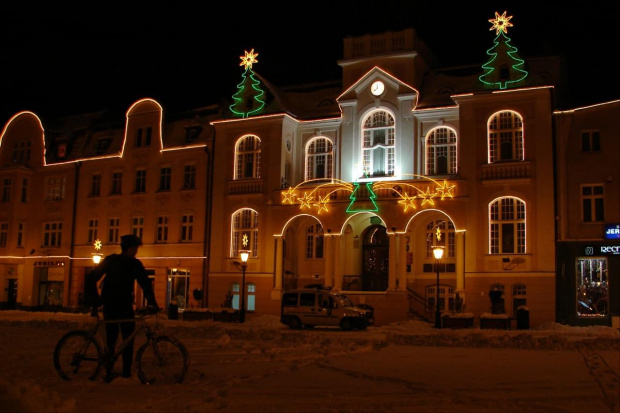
[
  {"xmin": 481, "ymin": 161, "xmax": 532, "ymax": 180},
  {"xmin": 227, "ymin": 179, "xmax": 263, "ymax": 194}
]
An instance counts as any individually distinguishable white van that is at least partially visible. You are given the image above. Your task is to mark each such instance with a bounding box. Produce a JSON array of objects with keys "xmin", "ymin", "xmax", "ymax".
[{"xmin": 280, "ymin": 286, "xmax": 374, "ymax": 330}]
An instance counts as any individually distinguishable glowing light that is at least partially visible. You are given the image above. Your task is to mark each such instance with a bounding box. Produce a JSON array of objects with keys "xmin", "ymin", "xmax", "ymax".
[
  {"xmin": 314, "ymin": 196, "xmax": 330, "ymax": 214},
  {"xmin": 346, "ymin": 178, "xmax": 378, "ymax": 213},
  {"xmin": 94, "ymin": 239, "xmax": 102, "ymax": 251},
  {"xmin": 488, "ymin": 11, "xmax": 513, "ymax": 35},
  {"xmin": 239, "ymin": 49, "xmax": 259, "ymax": 70},
  {"xmin": 282, "ymin": 187, "xmax": 297, "ymax": 204},
  {"xmin": 480, "ymin": 12, "xmax": 528, "ymax": 90},
  {"xmin": 242, "ymin": 234, "xmax": 249, "ymax": 248},
  {"xmin": 436, "ymin": 181, "xmax": 456, "ymax": 199},
  {"xmin": 298, "ymin": 192, "xmax": 314, "ymax": 209},
  {"xmin": 436, "ymin": 227, "xmax": 442, "ymax": 242},
  {"xmin": 398, "ymin": 192, "xmax": 417, "ymax": 212},
  {"xmin": 417, "ymin": 187, "xmax": 437, "ymax": 206}
]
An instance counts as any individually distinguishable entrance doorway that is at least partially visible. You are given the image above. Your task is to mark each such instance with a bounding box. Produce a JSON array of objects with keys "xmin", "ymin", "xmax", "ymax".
[
  {"xmin": 361, "ymin": 225, "xmax": 389, "ymax": 291},
  {"xmin": 7, "ymin": 279, "xmax": 17, "ymax": 309},
  {"xmin": 167, "ymin": 269, "xmax": 189, "ymax": 311}
]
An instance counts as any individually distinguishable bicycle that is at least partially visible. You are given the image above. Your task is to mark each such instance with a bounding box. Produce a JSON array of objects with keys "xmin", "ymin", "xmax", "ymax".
[{"xmin": 53, "ymin": 307, "xmax": 189, "ymax": 384}]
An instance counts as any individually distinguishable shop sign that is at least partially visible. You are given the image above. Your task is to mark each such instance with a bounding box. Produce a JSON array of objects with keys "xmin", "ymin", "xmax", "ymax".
[
  {"xmin": 585, "ymin": 245, "xmax": 620, "ymax": 256},
  {"xmin": 604, "ymin": 223, "xmax": 619, "ymax": 240}
]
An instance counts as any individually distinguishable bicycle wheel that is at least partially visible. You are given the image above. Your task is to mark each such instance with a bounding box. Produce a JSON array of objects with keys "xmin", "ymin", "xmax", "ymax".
[
  {"xmin": 136, "ymin": 335, "xmax": 189, "ymax": 385},
  {"xmin": 53, "ymin": 330, "xmax": 102, "ymax": 381}
]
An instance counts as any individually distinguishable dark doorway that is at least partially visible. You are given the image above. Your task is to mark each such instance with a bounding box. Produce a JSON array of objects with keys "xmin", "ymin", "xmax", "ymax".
[
  {"xmin": 7, "ymin": 279, "xmax": 17, "ymax": 309},
  {"xmin": 361, "ymin": 225, "xmax": 389, "ymax": 291}
]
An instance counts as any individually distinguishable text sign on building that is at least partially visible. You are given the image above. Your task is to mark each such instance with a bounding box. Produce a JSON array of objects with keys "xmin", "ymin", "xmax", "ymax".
[
  {"xmin": 585, "ymin": 245, "xmax": 620, "ymax": 256},
  {"xmin": 604, "ymin": 223, "xmax": 620, "ymax": 240}
]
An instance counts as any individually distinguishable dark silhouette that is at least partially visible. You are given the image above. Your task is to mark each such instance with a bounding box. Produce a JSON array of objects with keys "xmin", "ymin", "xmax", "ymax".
[{"xmin": 85, "ymin": 234, "xmax": 158, "ymax": 382}]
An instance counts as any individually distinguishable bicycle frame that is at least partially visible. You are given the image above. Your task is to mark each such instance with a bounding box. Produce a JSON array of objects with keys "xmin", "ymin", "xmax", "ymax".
[{"xmin": 91, "ymin": 312, "xmax": 156, "ymax": 364}]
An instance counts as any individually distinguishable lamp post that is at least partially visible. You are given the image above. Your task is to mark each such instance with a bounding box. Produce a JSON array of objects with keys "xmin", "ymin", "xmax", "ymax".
[
  {"xmin": 239, "ymin": 250, "xmax": 250, "ymax": 323},
  {"xmin": 92, "ymin": 239, "xmax": 103, "ymax": 264},
  {"xmin": 432, "ymin": 245, "xmax": 444, "ymax": 328}
]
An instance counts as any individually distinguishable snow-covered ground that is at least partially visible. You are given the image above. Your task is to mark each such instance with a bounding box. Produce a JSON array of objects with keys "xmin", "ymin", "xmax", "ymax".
[{"xmin": 0, "ymin": 310, "xmax": 618, "ymax": 413}]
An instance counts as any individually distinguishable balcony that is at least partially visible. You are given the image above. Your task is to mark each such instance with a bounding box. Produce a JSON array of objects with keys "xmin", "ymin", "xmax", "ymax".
[
  {"xmin": 227, "ymin": 179, "xmax": 263, "ymax": 195},
  {"xmin": 481, "ymin": 161, "xmax": 532, "ymax": 181}
]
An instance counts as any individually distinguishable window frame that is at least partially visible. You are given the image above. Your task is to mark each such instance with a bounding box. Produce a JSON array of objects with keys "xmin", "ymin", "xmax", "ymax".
[
  {"xmin": 425, "ymin": 127, "xmax": 457, "ymax": 175},
  {"xmin": 488, "ymin": 111, "xmax": 524, "ymax": 163},
  {"xmin": 234, "ymin": 135, "xmax": 261, "ymax": 180},
  {"xmin": 489, "ymin": 197, "xmax": 526, "ymax": 254}
]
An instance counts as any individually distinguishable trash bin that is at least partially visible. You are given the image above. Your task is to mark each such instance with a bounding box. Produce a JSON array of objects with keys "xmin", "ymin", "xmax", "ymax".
[
  {"xmin": 516, "ymin": 306, "xmax": 529, "ymax": 329},
  {"xmin": 168, "ymin": 301, "xmax": 178, "ymax": 320}
]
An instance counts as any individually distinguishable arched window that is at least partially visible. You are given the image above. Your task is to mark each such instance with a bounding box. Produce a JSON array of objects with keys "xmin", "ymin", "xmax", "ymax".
[
  {"xmin": 231, "ymin": 208, "xmax": 259, "ymax": 258},
  {"xmin": 235, "ymin": 135, "xmax": 261, "ymax": 179},
  {"xmin": 305, "ymin": 137, "xmax": 333, "ymax": 180},
  {"xmin": 488, "ymin": 111, "xmax": 523, "ymax": 163},
  {"xmin": 362, "ymin": 110, "xmax": 395, "ymax": 177},
  {"xmin": 425, "ymin": 219, "xmax": 456, "ymax": 258},
  {"xmin": 489, "ymin": 197, "xmax": 526, "ymax": 254},
  {"xmin": 305, "ymin": 223, "xmax": 324, "ymax": 259},
  {"xmin": 426, "ymin": 127, "xmax": 457, "ymax": 175}
]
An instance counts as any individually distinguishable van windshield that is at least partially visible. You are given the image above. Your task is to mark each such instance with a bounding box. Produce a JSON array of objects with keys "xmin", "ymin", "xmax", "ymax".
[{"xmin": 334, "ymin": 294, "xmax": 354, "ymax": 307}]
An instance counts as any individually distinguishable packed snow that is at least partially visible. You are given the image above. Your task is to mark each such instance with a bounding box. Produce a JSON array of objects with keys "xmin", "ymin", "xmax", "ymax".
[{"xmin": 0, "ymin": 310, "xmax": 618, "ymax": 413}]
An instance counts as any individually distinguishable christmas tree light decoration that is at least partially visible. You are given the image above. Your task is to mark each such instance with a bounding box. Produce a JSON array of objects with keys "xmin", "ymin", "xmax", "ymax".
[
  {"xmin": 346, "ymin": 179, "xmax": 379, "ymax": 213},
  {"xmin": 229, "ymin": 49, "xmax": 266, "ymax": 118},
  {"xmin": 479, "ymin": 11, "xmax": 528, "ymax": 90}
]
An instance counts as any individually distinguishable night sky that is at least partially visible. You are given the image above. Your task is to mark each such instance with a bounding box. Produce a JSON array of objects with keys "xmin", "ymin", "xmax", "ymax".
[{"xmin": 1, "ymin": 2, "xmax": 617, "ymax": 122}]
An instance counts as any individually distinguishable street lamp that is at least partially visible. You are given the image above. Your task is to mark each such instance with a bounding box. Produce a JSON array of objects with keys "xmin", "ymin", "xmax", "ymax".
[
  {"xmin": 92, "ymin": 239, "xmax": 103, "ymax": 264},
  {"xmin": 239, "ymin": 249, "xmax": 250, "ymax": 323},
  {"xmin": 432, "ymin": 245, "xmax": 445, "ymax": 328}
]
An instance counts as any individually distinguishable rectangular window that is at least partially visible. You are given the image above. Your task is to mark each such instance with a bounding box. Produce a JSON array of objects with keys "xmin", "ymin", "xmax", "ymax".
[
  {"xmin": 581, "ymin": 131, "xmax": 601, "ymax": 152},
  {"xmin": 90, "ymin": 174, "xmax": 101, "ymax": 197},
  {"xmin": 183, "ymin": 165, "xmax": 196, "ymax": 189},
  {"xmin": 581, "ymin": 184, "xmax": 604, "ymax": 222},
  {"xmin": 576, "ymin": 257, "xmax": 608, "ymax": 317},
  {"xmin": 111, "ymin": 172, "xmax": 122, "ymax": 195},
  {"xmin": 46, "ymin": 177, "xmax": 66, "ymax": 200},
  {"xmin": 21, "ymin": 178, "xmax": 28, "ymax": 203},
  {"xmin": 2, "ymin": 178, "xmax": 11, "ymax": 202},
  {"xmin": 0, "ymin": 222, "xmax": 8, "ymax": 247},
  {"xmin": 132, "ymin": 216, "xmax": 144, "ymax": 240},
  {"xmin": 88, "ymin": 219, "xmax": 98, "ymax": 244},
  {"xmin": 159, "ymin": 167, "xmax": 171, "ymax": 191},
  {"xmin": 17, "ymin": 222, "xmax": 24, "ymax": 247},
  {"xmin": 181, "ymin": 214, "xmax": 194, "ymax": 242},
  {"xmin": 156, "ymin": 215, "xmax": 169, "ymax": 242},
  {"xmin": 135, "ymin": 127, "xmax": 152, "ymax": 147},
  {"xmin": 43, "ymin": 221, "xmax": 63, "ymax": 247},
  {"xmin": 108, "ymin": 218, "xmax": 120, "ymax": 243},
  {"xmin": 134, "ymin": 169, "xmax": 147, "ymax": 193}
]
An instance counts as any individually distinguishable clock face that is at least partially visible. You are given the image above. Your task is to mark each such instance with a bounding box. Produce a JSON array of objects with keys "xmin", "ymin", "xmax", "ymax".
[{"xmin": 371, "ymin": 80, "xmax": 385, "ymax": 96}]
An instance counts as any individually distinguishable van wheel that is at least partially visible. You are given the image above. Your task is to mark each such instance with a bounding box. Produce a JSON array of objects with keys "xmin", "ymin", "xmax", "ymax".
[
  {"xmin": 340, "ymin": 318, "xmax": 353, "ymax": 331},
  {"xmin": 288, "ymin": 317, "xmax": 302, "ymax": 329}
]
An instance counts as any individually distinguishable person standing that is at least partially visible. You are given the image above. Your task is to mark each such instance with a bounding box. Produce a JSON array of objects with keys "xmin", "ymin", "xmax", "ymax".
[{"xmin": 85, "ymin": 234, "xmax": 158, "ymax": 381}]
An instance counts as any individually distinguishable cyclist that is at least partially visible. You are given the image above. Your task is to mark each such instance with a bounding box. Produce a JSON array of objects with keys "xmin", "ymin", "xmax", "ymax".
[{"xmin": 85, "ymin": 234, "xmax": 159, "ymax": 382}]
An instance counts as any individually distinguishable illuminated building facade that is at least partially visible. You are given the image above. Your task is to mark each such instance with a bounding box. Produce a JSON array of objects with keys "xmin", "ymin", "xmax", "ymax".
[{"xmin": 0, "ymin": 25, "xmax": 617, "ymax": 328}]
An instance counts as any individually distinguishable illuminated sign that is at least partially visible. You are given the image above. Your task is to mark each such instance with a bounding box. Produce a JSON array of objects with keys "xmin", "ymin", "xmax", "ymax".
[
  {"xmin": 585, "ymin": 245, "xmax": 620, "ymax": 256},
  {"xmin": 604, "ymin": 224, "xmax": 619, "ymax": 240}
]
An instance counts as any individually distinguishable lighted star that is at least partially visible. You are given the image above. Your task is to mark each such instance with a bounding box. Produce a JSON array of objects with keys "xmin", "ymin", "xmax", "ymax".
[
  {"xmin": 398, "ymin": 192, "xmax": 417, "ymax": 212},
  {"xmin": 489, "ymin": 11, "xmax": 513, "ymax": 35},
  {"xmin": 94, "ymin": 239, "xmax": 102, "ymax": 251},
  {"xmin": 298, "ymin": 192, "xmax": 314, "ymax": 209},
  {"xmin": 242, "ymin": 234, "xmax": 249, "ymax": 248},
  {"xmin": 418, "ymin": 187, "xmax": 437, "ymax": 206},
  {"xmin": 240, "ymin": 49, "xmax": 259, "ymax": 70},
  {"xmin": 314, "ymin": 196, "xmax": 330, "ymax": 214},
  {"xmin": 281, "ymin": 187, "xmax": 297, "ymax": 204},
  {"xmin": 436, "ymin": 227, "xmax": 442, "ymax": 242},
  {"xmin": 436, "ymin": 181, "xmax": 456, "ymax": 199}
]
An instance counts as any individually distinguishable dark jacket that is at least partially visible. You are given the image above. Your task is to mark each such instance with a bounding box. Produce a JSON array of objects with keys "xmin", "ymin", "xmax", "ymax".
[{"xmin": 85, "ymin": 253, "xmax": 157, "ymax": 311}]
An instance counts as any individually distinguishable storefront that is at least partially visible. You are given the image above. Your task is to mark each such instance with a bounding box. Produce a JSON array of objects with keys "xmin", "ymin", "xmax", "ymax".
[{"xmin": 556, "ymin": 237, "xmax": 620, "ymax": 327}]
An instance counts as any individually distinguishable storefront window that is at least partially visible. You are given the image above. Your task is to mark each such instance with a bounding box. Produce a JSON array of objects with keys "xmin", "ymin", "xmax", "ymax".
[{"xmin": 576, "ymin": 258, "xmax": 608, "ymax": 317}]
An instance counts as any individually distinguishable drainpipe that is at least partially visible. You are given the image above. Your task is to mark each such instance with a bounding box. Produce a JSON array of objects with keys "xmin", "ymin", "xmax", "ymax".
[
  {"xmin": 67, "ymin": 161, "xmax": 81, "ymax": 309},
  {"xmin": 202, "ymin": 134, "xmax": 215, "ymax": 308}
]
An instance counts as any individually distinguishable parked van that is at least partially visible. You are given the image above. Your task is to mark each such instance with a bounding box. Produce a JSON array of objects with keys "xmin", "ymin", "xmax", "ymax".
[{"xmin": 280, "ymin": 286, "xmax": 374, "ymax": 330}]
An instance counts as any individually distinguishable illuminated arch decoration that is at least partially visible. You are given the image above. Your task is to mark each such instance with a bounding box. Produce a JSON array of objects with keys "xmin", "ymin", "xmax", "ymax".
[
  {"xmin": 229, "ymin": 49, "xmax": 266, "ymax": 118},
  {"xmin": 280, "ymin": 175, "xmax": 455, "ymax": 215},
  {"xmin": 479, "ymin": 11, "xmax": 528, "ymax": 90}
]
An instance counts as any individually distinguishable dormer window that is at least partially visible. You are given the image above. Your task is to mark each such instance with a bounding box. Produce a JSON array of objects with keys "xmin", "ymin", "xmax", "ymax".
[
  {"xmin": 57, "ymin": 144, "xmax": 67, "ymax": 159},
  {"xmin": 135, "ymin": 127, "xmax": 152, "ymax": 147},
  {"xmin": 96, "ymin": 138, "xmax": 111, "ymax": 154},
  {"xmin": 185, "ymin": 126, "xmax": 202, "ymax": 142}
]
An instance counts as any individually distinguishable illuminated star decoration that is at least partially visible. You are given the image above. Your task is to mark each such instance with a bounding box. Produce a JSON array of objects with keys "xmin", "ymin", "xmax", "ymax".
[
  {"xmin": 94, "ymin": 239, "xmax": 102, "ymax": 251},
  {"xmin": 242, "ymin": 234, "xmax": 249, "ymax": 248},
  {"xmin": 298, "ymin": 192, "xmax": 314, "ymax": 209},
  {"xmin": 436, "ymin": 227, "xmax": 442, "ymax": 242},
  {"xmin": 314, "ymin": 196, "xmax": 330, "ymax": 214},
  {"xmin": 240, "ymin": 49, "xmax": 259, "ymax": 70},
  {"xmin": 398, "ymin": 192, "xmax": 418, "ymax": 212},
  {"xmin": 489, "ymin": 11, "xmax": 513, "ymax": 35},
  {"xmin": 436, "ymin": 181, "xmax": 456, "ymax": 199},
  {"xmin": 282, "ymin": 187, "xmax": 297, "ymax": 204},
  {"xmin": 417, "ymin": 187, "xmax": 437, "ymax": 206}
]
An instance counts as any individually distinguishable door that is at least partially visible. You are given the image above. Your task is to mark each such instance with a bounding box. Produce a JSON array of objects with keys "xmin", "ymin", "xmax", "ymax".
[
  {"xmin": 7, "ymin": 279, "xmax": 17, "ymax": 309},
  {"xmin": 361, "ymin": 225, "xmax": 389, "ymax": 291}
]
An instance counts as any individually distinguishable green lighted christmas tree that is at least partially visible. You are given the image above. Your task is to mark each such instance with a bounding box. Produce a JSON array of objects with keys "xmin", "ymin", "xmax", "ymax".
[
  {"xmin": 229, "ymin": 49, "xmax": 266, "ymax": 118},
  {"xmin": 479, "ymin": 11, "xmax": 528, "ymax": 90},
  {"xmin": 346, "ymin": 172, "xmax": 378, "ymax": 212}
]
